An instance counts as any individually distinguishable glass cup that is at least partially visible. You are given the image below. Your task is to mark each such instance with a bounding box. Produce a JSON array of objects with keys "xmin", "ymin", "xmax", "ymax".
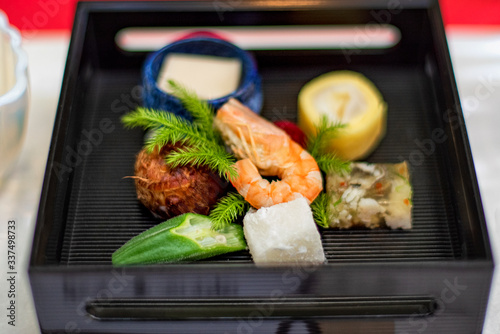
[{"xmin": 0, "ymin": 11, "xmax": 29, "ymax": 185}]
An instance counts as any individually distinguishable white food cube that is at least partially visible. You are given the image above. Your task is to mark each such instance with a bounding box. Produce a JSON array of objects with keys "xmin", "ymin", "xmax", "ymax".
[
  {"xmin": 157, "ymin": 53, "xmax": 242, "ymax": 100},
  {"xmin": 243, "ymin": 197, "xmax": 326, "ymax": 265}
]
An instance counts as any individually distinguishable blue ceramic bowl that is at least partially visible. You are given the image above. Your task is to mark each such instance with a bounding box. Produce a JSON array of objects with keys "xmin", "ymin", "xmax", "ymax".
[{"xmin": 142, "ymin": 37, "xmax": 262, "ymax": 120}]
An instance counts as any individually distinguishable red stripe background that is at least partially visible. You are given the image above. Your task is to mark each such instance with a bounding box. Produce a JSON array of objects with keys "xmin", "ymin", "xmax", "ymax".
[{"xmin": 1, "ymin": 0, "xmax": 499, "ymax": 32}]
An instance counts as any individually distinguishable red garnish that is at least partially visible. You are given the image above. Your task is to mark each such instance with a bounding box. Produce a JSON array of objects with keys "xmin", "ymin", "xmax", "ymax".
[
  {"xmin": 404, "ymin": 198, "xmax": 410, "ymax": 206},
  {"xmin": 273, "ymin": 120, "xmax": 307, "ymax": 148},
  {"xmin": 339, "ymin": 181, "xmax": 346, "ymax": 187},
  {"xmin": 375, "ymin": 182, "xmax": 383, "ymax": 190}
]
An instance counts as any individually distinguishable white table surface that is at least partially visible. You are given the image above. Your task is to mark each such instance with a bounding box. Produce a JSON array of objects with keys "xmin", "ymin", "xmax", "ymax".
[{"xmin": 0, "ymin": 28, "xmax": 499, "ymax": 333}]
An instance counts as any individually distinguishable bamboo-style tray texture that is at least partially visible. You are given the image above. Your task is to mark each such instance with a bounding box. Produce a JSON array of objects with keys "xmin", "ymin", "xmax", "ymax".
[{"xmin": 58, "ymin": 64, "xmax": 461, "ymax": 265}]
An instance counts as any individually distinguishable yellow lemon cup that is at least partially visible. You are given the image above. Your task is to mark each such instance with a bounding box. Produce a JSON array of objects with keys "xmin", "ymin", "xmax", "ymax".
[{"xmin": 298, "ymin": 71, "xmax": 387, "ymax": 161}]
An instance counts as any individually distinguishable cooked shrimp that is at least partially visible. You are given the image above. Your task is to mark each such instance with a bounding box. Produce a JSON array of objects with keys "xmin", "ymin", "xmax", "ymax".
[{"xmin": 214, "ymin": 98, "xmax": 323, "ymax": 208}]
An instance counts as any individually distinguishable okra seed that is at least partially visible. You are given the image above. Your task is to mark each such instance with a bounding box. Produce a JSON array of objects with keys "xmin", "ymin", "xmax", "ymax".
[{"xmin": 215, "ymin": 235, "xmax": 227, "ymax": 244}]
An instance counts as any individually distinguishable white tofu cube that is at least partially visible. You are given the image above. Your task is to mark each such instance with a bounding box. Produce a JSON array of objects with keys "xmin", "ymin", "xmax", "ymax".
[
  {"xmin": 157, "ymin": 53, "xmax": 242, "ymax": 100},
  {"xmin": 243, "ymin": 197, "xmax": 326, "ymax": 265}
]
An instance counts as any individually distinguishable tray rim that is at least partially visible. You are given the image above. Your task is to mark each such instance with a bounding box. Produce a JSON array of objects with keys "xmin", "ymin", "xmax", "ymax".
[{"xmin": 28, "ymin": 3, "xmax": 495, "ymax": 333}]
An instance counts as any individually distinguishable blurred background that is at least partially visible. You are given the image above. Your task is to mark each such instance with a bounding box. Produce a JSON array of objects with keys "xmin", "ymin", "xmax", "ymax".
[{"xmin": 2, "ymin": 0, "xmax": 500, "ymax": 32}]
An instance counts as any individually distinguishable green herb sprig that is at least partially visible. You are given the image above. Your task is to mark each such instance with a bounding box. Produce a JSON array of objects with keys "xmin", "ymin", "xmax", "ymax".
[
  {"xmin": 209, "ymin": 192, "xmax": 250, "ymax": 230},
  {"xmin": 121, "ymin": 81, "xmax": 237, "ymax": 181},
  {"xmin": 168, "ymin": 79, "xmax": 216, "ymax": 140},
  {"xmin": 307, "ymin": 115, "xmax": 351, "ymax": 174},
  {"xmin": 122, "ymin": 108, "xmax": 213, "ymax": 150},
  {"xmin": 314, "ymin": 153, "xmax": 351, "ymax": 175},
  {"xmin": 310, "ymin": 192, "xmax": 331, "ymax": 228},
  {"xmin": 307, "ymin": 116, "xmax": 351, "ymax": 228},
  {"xmin": 166, "ymin": 145, "xmax": 238, "ymax": 180}
]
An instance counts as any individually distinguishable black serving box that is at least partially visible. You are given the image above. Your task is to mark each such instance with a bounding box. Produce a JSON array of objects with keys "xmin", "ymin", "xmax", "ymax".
[{"xmin": 29, "ymin": 1, "xmax": 493, "ymax": 333}]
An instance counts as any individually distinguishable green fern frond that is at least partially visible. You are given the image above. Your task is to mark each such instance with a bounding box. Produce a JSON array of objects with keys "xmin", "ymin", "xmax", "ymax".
[
  {"xmin": 121, "ymin": 107, "xmax": 189, "ymax": 130},
  {"xmin": 122, "ymin": 108, "xmax": 212, "ymax": 152},
  {"xmin": 144, "ymin": 126, "xmax": 210, "ymax": 153},
  {"xmin": 121, "ymin": 90, "xmax": 238, "ymax": 183},
  {"xmin": 307, "ymin": 115, "xmax": 347, "ymax": 159},
  {"xmin": 168, "ymin": 80, "xmax": 215, "ymax": 138},
  {"xmin": 306, "ymin": 115, "xmax": 350, "ymax": 174},
  {"xmin": 315, "ymin": 153, "xmax": 351, "ymax": 175},
  {"xmin": 209, "ymin": 192, "xmax": 249, "ymax": 230},
  {"xmin": 310, "ymin": 192, "xmax": 331, "ymax": 228},
  {"xmin": 165, "ymin": 145, "xmax": 238, "ymax": 181}
]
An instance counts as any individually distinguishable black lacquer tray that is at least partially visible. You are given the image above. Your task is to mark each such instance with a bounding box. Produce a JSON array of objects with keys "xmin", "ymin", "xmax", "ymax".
[{"xmin": 29, "ymin": 1, "xmax": 493, "ymax": 333}]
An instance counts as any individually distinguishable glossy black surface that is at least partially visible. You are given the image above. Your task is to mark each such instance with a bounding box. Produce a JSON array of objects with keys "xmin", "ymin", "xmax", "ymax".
[{"xmin": 29, "ymin": 1, "xmax": 493, "ymax": 333}]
